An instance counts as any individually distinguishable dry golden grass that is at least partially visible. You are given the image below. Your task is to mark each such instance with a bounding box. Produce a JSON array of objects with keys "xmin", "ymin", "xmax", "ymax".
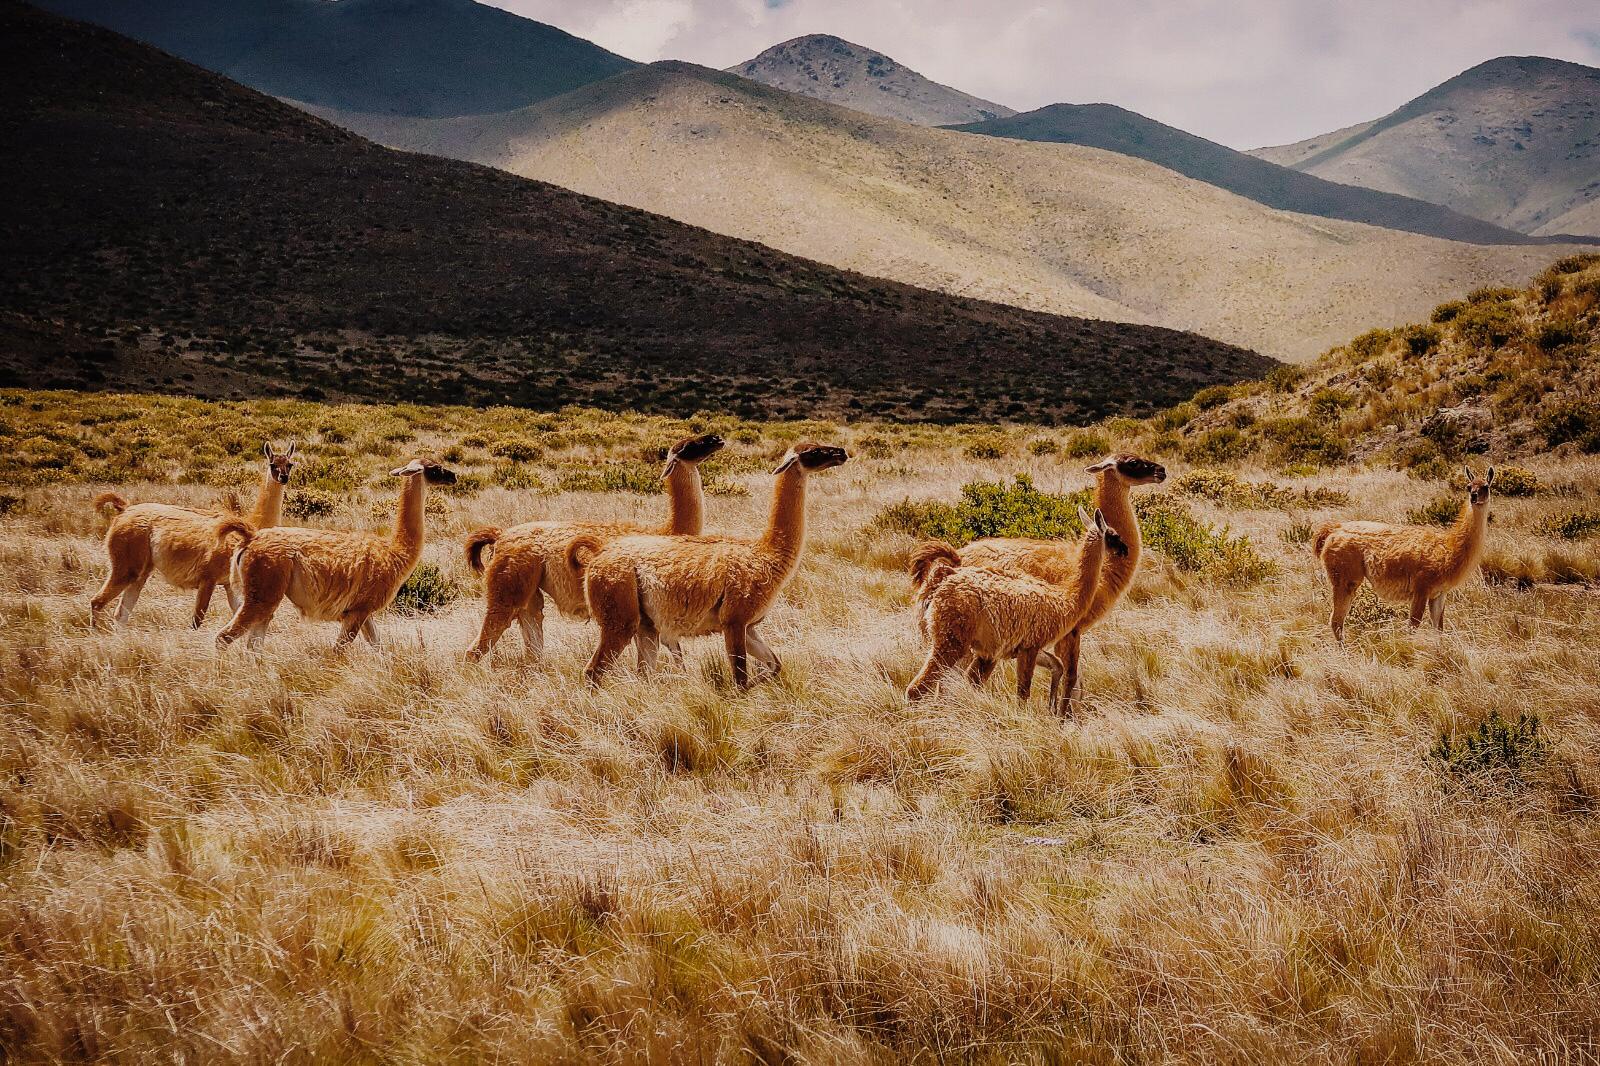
[{"xmin": 2, "ymin": 392, "xmax": 1599, "ymax": 1062}]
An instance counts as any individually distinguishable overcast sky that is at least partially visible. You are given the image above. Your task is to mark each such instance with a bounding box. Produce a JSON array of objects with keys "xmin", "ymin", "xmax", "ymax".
[{"xmin": 489, "ymin": 0, "xmax": 1600, "ymax": 148}]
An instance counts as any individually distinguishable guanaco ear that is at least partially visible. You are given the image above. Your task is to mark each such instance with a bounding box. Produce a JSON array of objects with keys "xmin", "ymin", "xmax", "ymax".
[
  {"xmin": 1462, "ymin": 465, "xmax": 1474, "ymax": 485},
  {"xmin": 1076, "ymin": 504, "xmax": 1092, "ymax": 528},
  {"xmin": 1093, "ymin": 507, "xmax": 1108, "ymax": 533},
  {"xmin": 1485, "ymin": 466, "xmax": 1495, "ymax": 485},
  {"xmin": 286, "ymin": 440, "xmax": 297, "ymax": 459},
  {"xmin": 772, "ymin": 451, "xmax": 798, "ymax": 475},
  {"xmin": 262, "ymin": 441, "xmax": 274, "ymax": 460},
  {"xmin": 390, "ymin": 459, "xmax": 426, "ymax": 477},
  {"xmin": 1085, "ymin": 457, "xmax": 1116, "ymax": 473},
  {"xmin": 661, "ymin": 456, "xmax": 680, "ymax": 481}
]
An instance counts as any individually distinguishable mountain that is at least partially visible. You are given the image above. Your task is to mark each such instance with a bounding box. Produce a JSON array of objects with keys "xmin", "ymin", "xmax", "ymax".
[
  {"xmin": 727, "ymin": 34, "xmax": 1013, "ymax": 126},
  {"xmin": 947, "ymin": 102, "xmax": 1557, "ymax": 246},
  {"xmin": 33, "ymin": 0, "xmax": 637, "ymax": 116},
  {"xmin": 307, "ymin": 61, "xmax": 1587, "ymax": 362},
  {"xmin": 0, "ymin": 2, "xmax": 1271, "ymax": 423},
  {"xmin": 1250, "ymin": 56, "xmax": 1600, "ymax": 238}
]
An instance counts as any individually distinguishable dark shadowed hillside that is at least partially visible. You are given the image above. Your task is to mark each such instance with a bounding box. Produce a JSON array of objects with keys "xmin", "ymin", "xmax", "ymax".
[
  {"xmin": 34, "ymin": 0, "xmax": 638, "ymax": 116},
  {"xmin": 948, "ymin": 103, "xmax": 1571, "ymax": 246},
  {"xmin": 0, "ymin": 2, "xmax": 1272, "ymax": 422}
]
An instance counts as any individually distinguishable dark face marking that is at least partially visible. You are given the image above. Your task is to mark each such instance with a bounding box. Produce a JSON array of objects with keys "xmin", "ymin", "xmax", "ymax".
[
  {"xmin": 1468, "ymin": 480, "xmax": 1491, "ymax": 506},
  {"xmin": 670, "ymin": 433, "xmax": 726, "ymax": 464},
  {"xmin": 1102, "ymin": 526, "xmax": 1130, "ymax": 557},
  {"xmin": 268, "ymin": 454, "xmax": 296, "ymax": 484},
  {"xmin": 795, "ymin": 444, "xmax": 850, "ymax": 471},
  {"xmin": 421, "ymin": 459, "xmax": 457, "ymax": 485},
  {"xmin": 1114, "ymin": 455, "xmax": 1166, "ymax": 484}
]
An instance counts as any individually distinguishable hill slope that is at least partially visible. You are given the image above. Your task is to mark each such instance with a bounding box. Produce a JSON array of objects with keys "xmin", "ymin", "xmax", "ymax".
[
  {"xmin": 34, "ymin": 0, "xmax": 637, "ymax": 116},
  {"xmin": 728, "ymin": 34, "xmax": 1013, "ymax": 125},
  {"xmin": 1251, "ymin": 56, "xmax": 1600, "ymax": 238},
  {"xmin": 947, "ymin": 102, "xmax": 1557, "ymax": 246},
  {"xmin": 309, "ymin": 61, "xmax": 1587, "ymax": 362},
  {"xmin": 0, "ymin": 2, "xmax": 1270, "ymax": 422}
]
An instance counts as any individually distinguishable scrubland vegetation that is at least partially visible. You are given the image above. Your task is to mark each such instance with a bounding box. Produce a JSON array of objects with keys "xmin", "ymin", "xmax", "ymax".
[{"xmin": 3, "ymin": 310, "xmax": 1599, "ymax": 1058}]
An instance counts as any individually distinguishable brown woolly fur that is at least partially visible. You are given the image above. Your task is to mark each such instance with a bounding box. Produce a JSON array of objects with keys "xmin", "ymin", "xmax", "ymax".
[
  {"xmin": 464, "ymin": 433, "xmax": 725, "ymax": 661},
  {"xmin": 1316, "ymin": 466, "xmax": 1495, "ymax": 639},
  {"xmin": 909, "ymin": 508, "xmax": 1125, "ymax": 710},
  {"xmin": 88, "ymin": 442, "xmax": 297, "ymax": 629},
  {"xmin": 579, "ymin": 442, "xmax": 849, "ymax": 688},
  {"xmin": 217, "ymin": 457, "xmax": 456, "ymax": 649},
  {"xmin": 957, "ymin": 454, "xmax": 1166, "ymax": 704},
  {"xmin": 908, "ymin": 540, "xmax": 962, "ymax": 603}
]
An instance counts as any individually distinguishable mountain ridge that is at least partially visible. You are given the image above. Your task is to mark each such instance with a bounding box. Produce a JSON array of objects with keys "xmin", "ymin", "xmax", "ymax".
[{"xmin": 727, "ymin": 33, "xmax": 1014, "ymax": 126}]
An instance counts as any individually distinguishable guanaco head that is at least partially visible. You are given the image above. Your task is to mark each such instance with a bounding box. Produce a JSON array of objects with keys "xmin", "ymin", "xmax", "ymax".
[
  {"xmin": 1086, "ymin": 454, "xmax": 1166, "ymax": 486},
  {"xmin": 390, "ymin": 457, "xmax": 458, "ymax": 485},
  {"xmin": 773, "ymin": 442, "xmax": 850, "ymax": 475},
  {"xmin": 263, "ymin": 440, "xmax": 297, "ymax": 485},
  {"xmin": 1464, "ymin": 465, "xmax": 1494, "ymax": 508},
  {"xmin": 1077, "ymin": 505, "xmax": 1130, "ymax": 557},
  {"xmin": 662, "ymin": 432, "xmax": 726, "ymax": 479}
]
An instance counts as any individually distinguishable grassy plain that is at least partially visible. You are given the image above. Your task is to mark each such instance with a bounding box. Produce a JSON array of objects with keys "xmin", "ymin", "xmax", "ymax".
[{"xmin": 2, "ymin": 388, "xmax": 1598, "ymax": 1063}]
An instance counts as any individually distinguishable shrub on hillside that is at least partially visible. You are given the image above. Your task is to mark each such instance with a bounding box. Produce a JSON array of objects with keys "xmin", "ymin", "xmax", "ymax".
[
  {"xmin": 1175, "ymin": 469, "xmax": 1348, "ymax": 510},
  {"xmin": 1452, "ymin": 300, "xmax": 1521, "ymax": 348},
  {"xmin": 285, "ymin": 488, "xmax": 339, "ymax": 520},
  {"xmin": 1536, "ymin": 509, "xmax": 1600, "ymax": 540},
  {"xmin": 1182, "ymin": 427, "xmax": 1253, "ymax": 465},
  {"xmin": 1260, "ymin": 417, "xmax": 1348, "ymax": 466},
  {"xmin": 1400, "ymin": 323, "xmax": 1442, "ymax": 357},
  {"xmin": 1344, "ymin": 328, "xmax": 1392, "ymax": 361},
  {"xmin": 393, "ymin": 562, "xmax": 463, "ymax": 615},
  {"xmin": 1266, "ymin": 364, "xmax": 1305, "ymax": 393},
  {"xmin": 1489, "ymin": 464, "xmax": 1541, "ymax": 497},
  {"xmin": 1534, "ymin": 318, "xmax": 1581, "ymax": 351},
  {"xmin": 1062, "ymin": 431, "xmax": 1110, "ymax": 459},
  {"xmin": 1537, "ymin": 401, "xmax": 1600, "ymax": 452},
  {"xmin": 489, "ymin": 437, "xmax": 543, "ymax": 463},
  {"xmin": 1431, "ymin": 300, "xmax": 1465, "ymax": 324},
  {"xmin": 1406, "ymin": 492, "xmax": 1461, "ymax": 526}
]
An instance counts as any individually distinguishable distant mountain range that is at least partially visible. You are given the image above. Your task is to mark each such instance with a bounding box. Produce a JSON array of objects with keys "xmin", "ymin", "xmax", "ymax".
[
  {"xmin": 1, "ymin": 2, "xmax": 1270, "ymax": 421},
  {"xmin": 946, "ymin": 103, "xmax": 1554, "ymax": 246},
  {"xmin": 308, "ymin": 60, "xmax": 1585, "ymax": 362},
  {"xmin": 33, "ymin": 0, "xmax": 637, "ymax": 116},
  {"xmin": 728, "ymin": 34, "xmax": 1014, "ymax": 126},
  {"xmin": 1252, "ymin": 56, "xmax": 1600, "ymax": 238}
]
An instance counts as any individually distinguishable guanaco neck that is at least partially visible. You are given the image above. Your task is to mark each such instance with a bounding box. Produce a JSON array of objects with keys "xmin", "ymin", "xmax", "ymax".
[
  {"xmin": 1066, "ymin": 533, "xmax": 1107, "ymax": 612},
  {"xmin": 759, "ymin": 464, "xmax": 808, "ymax": 564},
  {"xmin": 393, "ymin": 475, "xmax": 428, "ymax": 558},
  {"xmin": 1085, "ymin": 473, "xmax": 1140, "ymax": 621},
  {"xmin": 248, "ymin": 468, "xmax": 285, "ymax": 528},
  {"xmin": 1447, "ymin": 498, "xmax": 1490, "ymax": 566},
  {"xmin": 662, "ymin": 461, "xmax": 704, "ymax": 535}
]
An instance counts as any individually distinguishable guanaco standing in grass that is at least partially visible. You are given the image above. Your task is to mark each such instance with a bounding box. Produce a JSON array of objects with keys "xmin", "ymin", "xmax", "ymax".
[
  {"xmin": 574, "ymin": 442, "xmax": 849, "ymax": 688},
  {"xmin": 941, "ymin": 454, "xmax": 1166, "ymax": 709},
  {"xmin": 908, "ymin": 507, "xmax": 1124, "ymax": 707},
  {"xmin": 463, "ymin": 433, "xmax": 726, "ymax": 661},
  {"xmin": 216, "ymin": 457, "xmax": 456, "ymax": 649},
  {"xmin": 89, "ymin": 441, "xmax": 297, "ymax": 629},
  {"xmin": 1314, "ymin": 466, "xmax": 1493, "ymax": 640}
]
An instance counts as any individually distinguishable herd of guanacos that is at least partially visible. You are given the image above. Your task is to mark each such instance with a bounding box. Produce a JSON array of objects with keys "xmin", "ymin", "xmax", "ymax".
[{"xmin": 89, "ymin": 434, "xmax": 1497, "ymax": 715}]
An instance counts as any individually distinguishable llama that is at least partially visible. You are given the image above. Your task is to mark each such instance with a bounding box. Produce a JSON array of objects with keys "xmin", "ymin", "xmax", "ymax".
[
  {"xmin": 1314, "ymin": 466, "xmax": 1493, "ymax": 640},
  {"xmin": 907, "ymin": 507, "xmax": 1124, "ymax": 708},
  {"xmin": 216, "ymin": 457, "xmax": 456, "ymax": 649},
  {"xmin": 463, "ymin": 433, "xmax": 726, "ymax": 661},
  {"xmin": 940, "ymin": 454, "xmax": 1166, "ymax": 707},
  {"xmin": 89, "ymin": 442, "xmax": 297, "ymax": 629},
  {"xmin": 576, "ymin": 442, "xmax": 849, "ymax": 687}
]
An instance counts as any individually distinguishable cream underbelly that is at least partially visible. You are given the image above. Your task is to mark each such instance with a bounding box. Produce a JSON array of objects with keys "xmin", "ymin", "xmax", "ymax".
[
  {"xmin": 286, "ymin": 568, "xmax": 366, "ymax": 622},
  {"xmin": 639, "ymin": 577, "xmax": 722, "ymax": 641}
]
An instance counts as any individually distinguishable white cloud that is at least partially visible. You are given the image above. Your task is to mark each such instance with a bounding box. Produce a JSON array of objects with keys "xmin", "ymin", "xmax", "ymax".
[{"xmin": 494, "ymin": 0, "xmax": 1600, "ymax": 148}]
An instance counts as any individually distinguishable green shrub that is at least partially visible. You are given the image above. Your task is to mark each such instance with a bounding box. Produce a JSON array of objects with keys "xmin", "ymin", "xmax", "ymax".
[
  {"xmin": 1134, "ymin": 496, "xmax": 1276, "ymax": 585},
  {"xmin": 489, "ymin": 437, "xmax": 543, "ymax": 463},
  {"xmin": 1266, "ymin": 365, "xmax": 1305, "ymax": 393},
  {"xmin": 558, "ymin": 462, "xmax": 661, "ymax": 494},
  {"xmin": 293, "ymin": 455, "xmax": 364, "ymax": 494},
  {"xmin": 285, "ymin": 489, "xmax": 339, "ymax": 520},
  {"xmin": 1152, "ymin": 403, "xmax": 1198, "ymax": 432},
  {"xmin": 1261, "ymin": 417, "xmax": 1348, "ymax": 466},
  {"xmin": 1537, "ymin": 401, "xmax": 1600, "ymax": 451},
  {"xmin": 1536, "ymin": 509, "xmax": 1600, "ymax": 540},
  {"xmin": 1399, "ymin": 323, "xmax": 1441, "ymax": 357},
  {"xmin": 870, "ymin": 475, "xmax": 1091, "ymax": 544},
  {"xmin": 1182, "ymin": 427, "xmax": 1252, "ymax": 465},
  {"xmin": 1062, "ymin": 431, "xmax": 1110, "ymax": 459},
  {"xmin": 1431, "ymin": 301, "xmax": 1464, "ymax": 324},
  {"xmin": 856, "ymin": 434, "xmax": 896, "ymax": 459},
  {"xmin": 1309, "ymin": 388, "xmax": 1356, "ymax": 417},
  {"xmin": 1280, "ymin": 519, "xmax": 1314, "ymax": 546},
  {"xmin": 1489, "ymin": 464, "xmax": 1541, "ymax": 497},
  {"xmin": 1430, "ymin": 711, "xmax": 1548, "ymax": 790},
  {"xmin": 1452, "ymin": 300, "xmax": 1521, "ymax": 348},
  {"xmin": 392, "ymin": 563, "xmax": 463, "ymax": 615},
  {"xmin": 495, "ymin": 463, "xmax": 545, "ymax": 491},
  {"xmin": 1175, "ymin": 469, "xmax": 1347, "ymax": 510},
  {"xmin": 1028, "ymin": 438, "xmax": 1059, "ymax": 456},
  {"xmin": 963, "ymin": 436, "xmax": 1008, "ymax": 460},
  {"xmin": 1405, "ymin": 492, "xmax": 1461, "ymax": 526},
  {"xmin": 1344, "ymin": 328, "xmax": 1392, "ymax": 361},
  {"xmin": 0, "ymin": 493, "xmax": 23, "ymax": 516},
  {"xmin": 1192, "ymin": 385, "xmax": 1233, "ymax": 410},
  {"xmin": 1534, "ymin": 318, "xmax": 1580, "ymax": 351},
  {"xmin": 1466, "ymin": 286, "xmax": 1519, "ymax": 305}
]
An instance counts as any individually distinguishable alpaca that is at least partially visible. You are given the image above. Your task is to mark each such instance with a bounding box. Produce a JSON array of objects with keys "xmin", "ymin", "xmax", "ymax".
[
  {"xmin": 907, "ymin": 508, "xmax": 1124, "ymax": 708},
  {"xmin": 939, "ymin": 453, "xmax": 1166, "ymax": 707},
  {"xmin": 216, "ymin": 458, "xmax": 456, "ymax": 649},
  {"xmin": 576, "ymin": 442, "xmax": 849, "ymax": 687},
  {"xmin": 1314, "ymin": 466, "xmax": 1494, "ymax": 640},
  {"xmin": 89, "ymin": 441, "xmax": 297, "ymax": 629},
  {"xmin": 463, "ymin": 432, "xmax": 726, "ymax": 661}
]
